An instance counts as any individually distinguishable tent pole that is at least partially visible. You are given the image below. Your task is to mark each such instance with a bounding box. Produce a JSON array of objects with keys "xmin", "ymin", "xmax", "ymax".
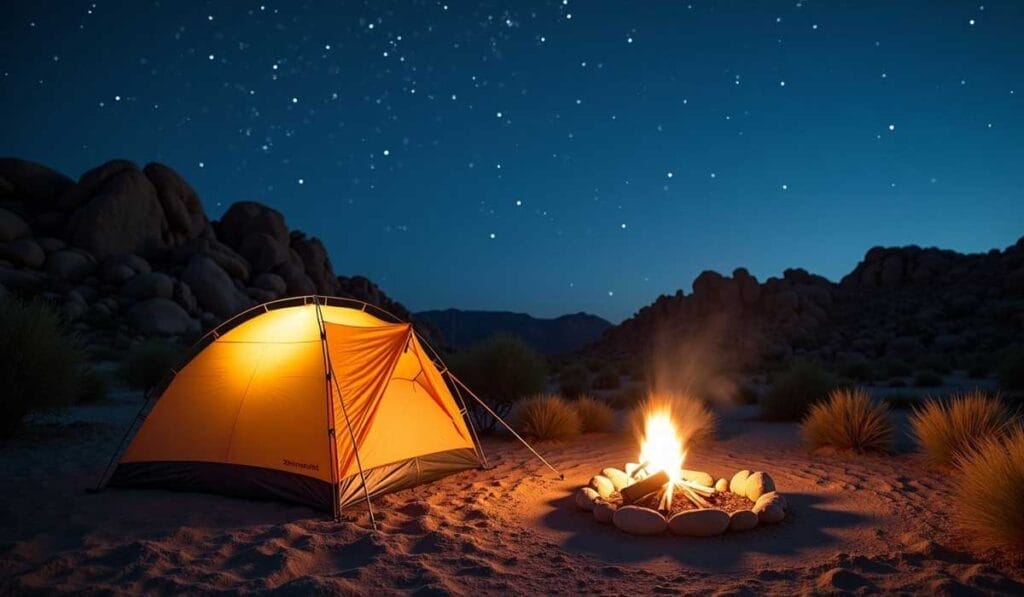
[
  {"xmin": 331, "ymin": 373, "xmax": 378, "ymax": 530},
  {"xmin": 314, "ymin": 299, "xmax": 342, "ymax": 521},
  {"xmin": 449, "ymin": 375, "xmax": 489, "ymax": 468},
  {"xmin": 447, "ymin": 373, "xmax": 564, "ymax": 480}
]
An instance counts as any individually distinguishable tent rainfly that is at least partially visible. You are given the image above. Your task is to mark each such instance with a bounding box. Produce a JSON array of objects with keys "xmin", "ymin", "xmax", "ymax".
[{"xmin": 99, "ymin": 296, "xmax": 559, "ymax": 524}]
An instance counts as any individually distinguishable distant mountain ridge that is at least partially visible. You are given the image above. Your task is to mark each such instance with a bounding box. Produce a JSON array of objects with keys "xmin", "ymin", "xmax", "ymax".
[{"xmin": 415, "ymin": 309, "xmax": 612, "ymax": 355}]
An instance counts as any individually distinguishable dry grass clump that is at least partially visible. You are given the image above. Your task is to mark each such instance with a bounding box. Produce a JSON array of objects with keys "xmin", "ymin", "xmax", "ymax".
[
  {"xmin": 514, "ymin": 394, "xmax": 581, "ymax": 441},
  {"xmin": 629, "ymin": 392, "xmax": 717, "ymax": 449},
  {"xmin": 953, "ymin": 426, "xmax": 1024, "ymax": 551},
  {"xmin": 911, "ymin": 390, "xmax": 1011, "ymax": 465},
  {"xmin": 801, "ymin": 387, "xmax": 894, "ymax": 453},
  {"xmin": 572, "ymin": 395, "xmax": 615, "ymax": 433}
]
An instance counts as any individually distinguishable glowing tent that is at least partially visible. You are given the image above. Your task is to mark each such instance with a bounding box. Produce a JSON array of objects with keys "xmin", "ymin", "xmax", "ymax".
[{"xmin": 101, "ymin": 297, "xmax": 528, "ymax": 519}]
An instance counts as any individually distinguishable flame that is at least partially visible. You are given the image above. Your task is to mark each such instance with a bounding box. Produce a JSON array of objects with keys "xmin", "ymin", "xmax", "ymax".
[{"xmin": 638, "ymin": 406, "xmax": 685, "ymax": 488}]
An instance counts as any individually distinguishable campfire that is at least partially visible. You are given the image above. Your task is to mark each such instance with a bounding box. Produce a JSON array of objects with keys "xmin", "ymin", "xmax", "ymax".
[{"xmin": 575, "ymin": 402, "xmax": 788, "ymax": 536}]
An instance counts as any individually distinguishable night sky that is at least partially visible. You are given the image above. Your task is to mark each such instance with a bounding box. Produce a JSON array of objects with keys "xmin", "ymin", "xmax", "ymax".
[{"xmin": 2, "ymin": 1, "xmax": 1022, "ymax": 322}]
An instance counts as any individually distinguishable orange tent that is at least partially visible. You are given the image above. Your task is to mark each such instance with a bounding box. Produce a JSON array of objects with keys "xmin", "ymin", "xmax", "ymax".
[{"xmin": 103, "ymin": 297, "xmax": 493, "ymax": 518}]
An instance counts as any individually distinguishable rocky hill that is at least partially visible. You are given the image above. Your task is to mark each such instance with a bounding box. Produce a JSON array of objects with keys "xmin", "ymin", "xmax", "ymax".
[
  {"xmin": 587, "ymin": 239, "xmax": 1024, "ymax": 373},
  {"xmin": 415, "ymin": 309, "xmax": 612, "ymax": 355},
  {"xmin": 0, "ymin": 158, "xmax": 419, "ymax": 353}
]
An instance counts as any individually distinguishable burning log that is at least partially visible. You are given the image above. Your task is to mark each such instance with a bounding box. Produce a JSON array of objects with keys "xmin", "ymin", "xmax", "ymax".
[{"xmin": 620, "ymin": 470, "xmax": 670, "ymax": 504}]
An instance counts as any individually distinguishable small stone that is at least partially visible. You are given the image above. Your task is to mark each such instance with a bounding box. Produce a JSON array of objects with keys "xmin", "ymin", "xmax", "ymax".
[
  {"xmin": 602, "ymin": 467, "xmax": 629, "ymax": 491},
  {"xmin": 680, "ymin": 469, "xmax": 714, "ymax": 487},
  {"xmin": 758, "ymin": 491, "xmax": 787, "ymax": 510},
  {"xmin": 590, "ymin": 475, "xmax": 615, "ymax": 499},
  {"xmin": 714, "ymin": 478, "xmax": 729, "ymax": 493},
  {"xmin": 729, "ymin": 470, "xmax": 751, "ymax": 494},
  {"xmin": 753, "ymin": 493, "xmax": 786, "ymax": 524},
  {"xmin": 728, "ymin": 509, "xmax": 759, "ymax": 532},
  {"xmin": 593, "ymin": 501, "xmax": 617, "ymax": 523},
  {"xmin": 744, "ymin": 471, "xmax": 776, "ymax": 502},
  {"xmin": 612, "ymin": 506, "xmax": 667, "ymax": 536},
  {"xmin": 576, "ymin": 487, "xmax": 599, "ymax": 511},
  {"xmin": 668, "ymin": 508, "xmax": 730, "ymax": 537}
]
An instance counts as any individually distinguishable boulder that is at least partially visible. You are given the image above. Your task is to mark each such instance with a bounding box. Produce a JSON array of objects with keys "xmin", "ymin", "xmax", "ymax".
[
  {"xmin": 0, "ymin": 208, "xmax": 30, "ymax": 242},
  {"xmin": 58, "ymin": 159, "xmax": 137, "ymax": 211},
  {"xmin": 35, "ymin": 237, "xmax": 65, "ymax": 253},
  {"xmin": 169, "ymin": 238, "xmax": 249, "ymax": 281},
  {"xmin": 589, "ymin": 475, "xmax": 615, "ymax": 499},
  {"xmin": 245, "ymin": 287, "xmax": 277, "ymax": 303},
  {"xmin": 753, "ymin": 492, "xmax": 786, "ymax": 524},
  {"xmin": 593, "ymin": 501, "xmax": 617, "ymax": 524},
  {"xmin": 127, "ymin": 297, "xmax": 200, "ymax": 336},
  {"xmin": 744, "ymin": 472, "xmax": 776, "ymax": 502},
  {"xmin": 102, "ymin": 263, "xmax": 136, "ymax": 285},
  {"xmin": 252, "ymin": 272, "xmax": 287, "ymax": 296},
  {"xmin": 291, "ymin": 234, "xmax": 339, "ymax": 294},
  {"xmin": 668, "ymin": 508, "xmax": 730, "ymax": 537},
  {"xmin": 680, "ymin": 469, "xmax": 714, "ymax": 488},
  {"xmin": 274, "ymin": 261, "xmax": 316, "ymax": 295},
  {"xmin": 729, "ymin": 470, "xmax": 751, "ymax": 494},
  {"xmin": 728, "ymin": 509, "xmax": 759, "ymax": 532},
  {"xmin": 601, "ymin": 468, "xmax": 629, "ymax": 491},
  {"xmin": 216, "ymin": 201, "xmax": 289, "ymax": 249},
  {"xmin": 0, "ymin": 158, "xmax": 72, "ymax": 204},
  {"xmin": 65, "ymin": 163, "xmax": 168, "ymax": 258},
  {"xmin": 181, "ymin": 254, "xmax": 251, "ymax": 318},
  {"xmin": 612, "ymin": 506, "xmax": 667, "ymax": 535},
  {"xmin": 121, "ymin": 272, "xmax": 175, "ymax": 299},
  {"xmin": 887, "ymin": 336, "xmax": 924, "ymax": 357},
  {"xmin": 575, "ymin": 487, "xmax": 599, "ymax": 511},
  {"xmin": 143, "ymin": 162, "xmax": 209, "ymax": 242},
  {"xmin": 174, "ymin": 280, "xmax": 198, "ymax": 314},
  {"xmin": 46, "ymin": 249, "xmax": 96, "ymax": 281},
  {"xmin": 0, "ymin": 238, "xmax": 45, "ymax": 268},
  {"xmin": 0, "ymin": 267, "xmax": 45, "ymax": 292},
  {"xmin": 238, "ymin": 232, "xmax": 292, "ymax": 273}
]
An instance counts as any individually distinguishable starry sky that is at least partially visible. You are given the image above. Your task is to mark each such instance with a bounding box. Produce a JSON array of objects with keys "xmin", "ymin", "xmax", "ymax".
[{"xmin": 2, "ymin": 1, "xmax": 1022, "ymax": 322}]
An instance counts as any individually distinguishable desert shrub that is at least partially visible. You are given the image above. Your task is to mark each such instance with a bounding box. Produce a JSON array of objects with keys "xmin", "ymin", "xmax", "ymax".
[
  {"xmin": 121, "ymin": 340, "xmax": 181, "ymax": 397},
  {"xmin": 801, "ymin": 387, "xmax": 894, "ymax": 453},
  {"xmin": 998, "ymin": 349, "xmax": 1024, "ymax": 392},
  {"xmin": 734, "ymin": 382, "xmax": 761, "ymax": 406},
  {"xmin": 911, "ymin": 391, "xmax": 1012, "ymax": 465},
  {"xmin": 77, "ymin": 368, "xmax": 109, "ymax": 404},
  {"xmin": 0, "ymin": 298, "xmax": 85, "ymax": 437},
  {"xmin": 629, "ymin": 392, "xmax": 716, "ymax": 449},
  {"xmin": 591, "ymin": 365, "xmax": 621, "ymax": 390},
  {"xmin": 573, "ymin": 395, "xmax": 615, "ymax": 433},
  {"xmin": 558, "ymin": 364, "xmax": 590, "ymax": 399},
  {"xmin": 838, "ymin": 361, "xmax": 875, "ymax": 383},
  {"xmin": 913, "ymin": 370, "xmax": 943, "ymax": 388},
  {"xmin": 760, "ymin": 362, "xmax": 836, "ymax": 421},
  {"xmin": 953, "ymin": 426, "xmax": 1024, "ymax": 551},
  {"xmin": 514, "ymin": 394, "xmax": 581, "ymax": 440},
  {"xmin": 450, "ymin": 334, "xmax": 547, "ymax": 433}
]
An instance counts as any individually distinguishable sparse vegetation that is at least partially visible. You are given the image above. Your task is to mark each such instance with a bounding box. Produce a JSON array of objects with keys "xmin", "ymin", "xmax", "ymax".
[
  {"xmin": 591, "ymin": 365, "xmax": 621, "ymax": 390},
  {"xmin": 121, "ymin": 340, "xmax": 181, "ymax": 397},
  {"xmin": 450, "ymin": 334, "xmax": 548, "ymax": 433},
  {"xmin": 911, "ymin": 390, "xmax": 1012, "ymax": 465},
  {"xmin": 760, "ymin": 362, "xmax": 836, "ymax": 421},
  {"xmin": 998, "ymin": 348, "xmax": 1024, "ymax": 393},
  {"xmin": 558, "ymin": 364, "xmax": 590, "ymax": 399},
  {"xmin": 572, "ymin": 395, "xmax": 615, "ymax": 433},
  {"xmin": 0, "ymin": 298, "xmax": 85, "ymax": 438},
  {"xmin": 514, "ymin": 394, "xmax": 581, "ymax": 441},
  {"xmin": 953, "ymin": 426, "xmax": 1024, "ymax": 551},
  {"xmin": 801, "ymin": 387, "xmax": 894, "ymax": 453},
  {"xmin": 630, "ymin": 392, "xmax": 716, "ymax": 449},
  {"xmin": 913, "ymin": 371, "xmax": 943, "ymax": 388}
]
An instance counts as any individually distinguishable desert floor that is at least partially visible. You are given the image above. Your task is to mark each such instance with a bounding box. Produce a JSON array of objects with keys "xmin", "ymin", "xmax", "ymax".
[{"xmin": 2, "ymin": 394, "xmax": 1023, "ymax": 595}]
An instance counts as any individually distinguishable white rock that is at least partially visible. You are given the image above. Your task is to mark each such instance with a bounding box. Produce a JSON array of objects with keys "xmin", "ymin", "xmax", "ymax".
[
  {"xmin": 602, "ymin": 467, "xmax": 629, "ymax": 491},
  {"xmin": 593, "ymin": 501, "xmax": 617, "ymax": 523},
  {"xmin": 714, "ymin": 478, "xmax": 729, "ymax": 493},
  {"xmin": 680, "ymin": 469, "xmax": 715, "ymax": 487},
  {"xmin": 590, "ymin": 475, "xmax": 615, "ymax": 498},
  {"xmin": 744, "ymin": 472, "xmax": 776, "ymax": 502},
  {"xmin": 729, "ymin": 470, "xmax": 751, "ymax": 494},
  {"xmin": 668, "ymin": 508, "xmax": 730, "ymax": 537},
  {"xmin": 753, "ymin": 492, "xmax": 786, "ymax": 524},
  {"xmin": 728, "ymin": 509, "xmax": 759, "ymax": 532},
  {"xmin": 758, "ymin": 491, "xmax": 787, "ymax": 510},
  {"xmin": 612, "ymin": 506, "xmax": 667, "ymax": 536},
  {"xmin": 576, "ymin": 487, "xmax": 600, "ymax": 511}
]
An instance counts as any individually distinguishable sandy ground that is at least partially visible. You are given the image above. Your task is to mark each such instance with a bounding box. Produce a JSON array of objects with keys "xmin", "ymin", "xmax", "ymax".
[{"xmin": 2, "ymin": 394, "xmax": 1024, "ymax": 595}]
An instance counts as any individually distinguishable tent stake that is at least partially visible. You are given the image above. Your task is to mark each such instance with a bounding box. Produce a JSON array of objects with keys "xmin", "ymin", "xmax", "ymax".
[{"xmin": 448, "ymin": 373, "xmax": 564, "ymax": 480}]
